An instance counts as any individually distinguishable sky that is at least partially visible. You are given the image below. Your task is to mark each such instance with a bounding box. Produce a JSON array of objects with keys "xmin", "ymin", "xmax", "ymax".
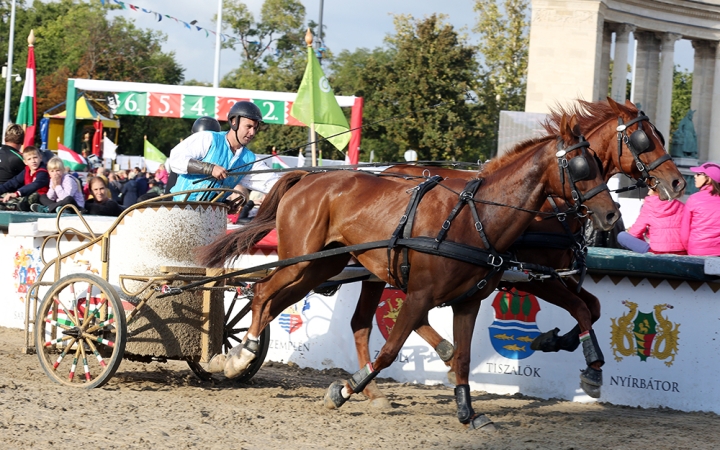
[{"xmin": 106, "ymin": 0, "xmax": 695, "ymax": 84}]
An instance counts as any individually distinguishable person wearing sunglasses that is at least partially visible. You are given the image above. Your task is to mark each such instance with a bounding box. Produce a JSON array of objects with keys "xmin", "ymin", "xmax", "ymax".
[{"xmin": 680, "ymin": 162, "xmax": 720, "ymax": 256}]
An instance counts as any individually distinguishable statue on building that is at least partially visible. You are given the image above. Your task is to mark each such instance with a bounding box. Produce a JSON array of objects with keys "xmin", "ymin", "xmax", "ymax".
[{"xmin": 670, "ymin": 110, "xmax": 698, "ymax": 159}]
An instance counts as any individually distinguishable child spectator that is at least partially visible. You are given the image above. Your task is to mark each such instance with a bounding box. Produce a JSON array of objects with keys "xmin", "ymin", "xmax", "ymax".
[
  {"xmin": 30, "ymin": 157, "xmax": 85, "ymax": 213},
  {"xmin": 84, "ymin": 177, "xmax": 123, "ymax": 216},
  {"xmin": 680, "ymin": 162, "xmax": 720, "ymax": 256},
  {"xmin": 0, "ymin": 146, "xmax": 49, "ymax": 211},
  {"xmin": 154, "ymin": 164, "xmax": 169, "ymax": 186},
  {"xmin": 617, "ymin": 186, "xmax": 686, "ymax": 254}
]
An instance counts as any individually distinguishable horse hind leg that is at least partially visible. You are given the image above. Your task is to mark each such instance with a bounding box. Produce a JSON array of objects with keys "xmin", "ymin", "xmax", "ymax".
[
  {"xmin": 351, "ymin": 281, "xmax": 392, "ymax": 408},
  {"xmin": 225, "ymin": 255, "xmax": 349, "ymax": 379}
]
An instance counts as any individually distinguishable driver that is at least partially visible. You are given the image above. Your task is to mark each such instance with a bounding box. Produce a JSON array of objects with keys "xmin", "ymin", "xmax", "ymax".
[{"xmin": 167, "ymin": 101, "xmax": 279, "ymax": 201}]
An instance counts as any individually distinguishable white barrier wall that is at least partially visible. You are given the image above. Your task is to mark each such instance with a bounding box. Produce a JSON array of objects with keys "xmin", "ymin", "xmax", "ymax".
[{"xmin": 261, "ymin": 264, "xmax": 720, "ymax": 414}]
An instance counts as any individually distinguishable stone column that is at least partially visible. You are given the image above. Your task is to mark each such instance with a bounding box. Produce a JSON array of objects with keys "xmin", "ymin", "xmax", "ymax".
[
  {"xmin": 709, "ymin": 44, "xmax": 720, "ymax": 163},
  {"xmin": 655, "ymin": 33, "xmax": 682, "ymax": 142},
  {"xmin": 611, "ymin": 24, "xmax": 636, "ymax": 103},
  {"xmin": 691, "ymin": 40, "xmax": 716, "ymax": 161},
  {"xmin": 631, "ymin": 31, "xmax": 660, "ymax": 119},
  {"xmin": 597, "ymin": 22, "xmax": 613, "ymax": 101}
]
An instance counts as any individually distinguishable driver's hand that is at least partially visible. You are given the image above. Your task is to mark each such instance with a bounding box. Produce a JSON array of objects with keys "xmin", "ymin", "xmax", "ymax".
[{"xmin": 211, "ymin": 165, "xmax": 228, "ymax": 180}]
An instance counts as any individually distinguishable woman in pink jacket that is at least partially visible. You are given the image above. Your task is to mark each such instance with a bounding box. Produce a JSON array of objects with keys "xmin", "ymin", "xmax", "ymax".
[
  {"xmin": 617, "ymin": 186, "xmax": 685, "ymax": 254},
  {"xmin": 680, "ymin": 162, "xmax": 720, "ymax": 256}
]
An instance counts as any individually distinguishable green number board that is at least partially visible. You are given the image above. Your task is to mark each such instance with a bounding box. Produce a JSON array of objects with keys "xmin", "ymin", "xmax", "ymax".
[
  {"xmin": 183, "ymin": 95, "xmax": 217, "ymax": 119},
  {"xmin": 114, "ymin": 92, "xmax": 148, "ymax": 116}
]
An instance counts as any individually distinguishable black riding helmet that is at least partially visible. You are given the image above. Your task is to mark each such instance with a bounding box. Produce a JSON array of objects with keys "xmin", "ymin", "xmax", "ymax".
[
  {"xmin": 192, "ymin": 116, "xmax": 221, "ymax": 133},
  {"xmin": 227, "ymin": 101, "xmax": 263, "ymax": 131}
]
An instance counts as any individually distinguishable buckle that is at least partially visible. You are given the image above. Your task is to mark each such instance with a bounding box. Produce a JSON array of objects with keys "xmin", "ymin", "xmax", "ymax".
[
  {"xmin": 487, "ymin": 254, "xmax": 504, "ymax": 268},
  {"xmin": 475, "ymin": 221, "xmax": 483, "ymax": 232},
  {"xmin": 442, "ymin": 220, "xmax": 451, "ymax": 230}
]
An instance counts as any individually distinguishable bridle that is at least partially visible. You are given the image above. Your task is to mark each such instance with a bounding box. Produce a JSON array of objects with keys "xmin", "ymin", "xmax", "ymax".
[
  {"xmin": 616, "ymin": 111, "xmax": 672, "ymax": 188},
  {"xmin": 556, "ymin": 136, "xmax": 609, "ymax": 218}
]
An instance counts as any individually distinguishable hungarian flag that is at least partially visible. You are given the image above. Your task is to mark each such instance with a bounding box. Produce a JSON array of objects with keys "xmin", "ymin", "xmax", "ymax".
[
  {"xmin": 143, "ymin": 137, "xmax": 167, "ymax": 173},
  {"xmin": 271, "ymin": 154, "xmax": 289, "ymax": 169},
  {"xmin": 16, "ymin": 39, "xmax": 36, "ymax": 148},
  {"xmin": 58, "ymin": 143, "xmax": 88, "ymax": 171},
  {"xmin": 290, "ymin": 46, "xmax": 350, "ymax": 152}
]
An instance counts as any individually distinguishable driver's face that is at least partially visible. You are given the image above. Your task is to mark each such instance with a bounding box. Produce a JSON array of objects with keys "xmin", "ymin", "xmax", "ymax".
[{"xmin": 234, "ymin": 117, "xmax": 260, "ymax": 147}]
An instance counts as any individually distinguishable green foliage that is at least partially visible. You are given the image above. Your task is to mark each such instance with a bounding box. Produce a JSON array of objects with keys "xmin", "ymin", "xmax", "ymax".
[
  {"xmin": 670, "ymin": 66, "xmax": 692, "ymax": 138},
  {"xmin": 473, "ymin": 0, "xmax": 529, "ymax": 157},
  {"xmin": 222, "ymin": 0, "xmax": 306, "ymax": 68},
  {"xmin": 0, "ymin": 0, "xmax": 185, "ymax": 154},
  {"xmin": 331, "ymin": 15, "xmax": 480, "ymax": 162}
]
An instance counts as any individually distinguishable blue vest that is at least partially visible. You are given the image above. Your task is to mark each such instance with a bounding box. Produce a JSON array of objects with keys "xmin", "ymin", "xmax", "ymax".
[{"xmin": 171, "ymin": 131, "xmax": 256, "ymax": 201}]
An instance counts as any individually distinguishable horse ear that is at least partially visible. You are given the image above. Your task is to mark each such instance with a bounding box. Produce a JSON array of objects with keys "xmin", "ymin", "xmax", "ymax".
[
  {"xmin": 606, "ymin": 97, "xmax": 622, "ymax": 115},
  {"xmin": 559, "ymin": 114, "xmax": 570, "ymax": 137},
  {"xmin": 569, "ymin": 115, "xmax": 581, "ymax": 137}
]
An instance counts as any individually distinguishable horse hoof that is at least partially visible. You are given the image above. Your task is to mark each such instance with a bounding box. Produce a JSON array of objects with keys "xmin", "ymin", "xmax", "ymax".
[
  {"xmin": 531, "ymin": 327, "xmax": 560, "ymax": 352},
  {"xmin": 223, "ymin": 347, "xmax": 255, "ymax": 379},
  {"xmin": 367, "ymin": 396, "xmax": 392, "ymax": 409},
  {"xmin": 435, "ymin": 339, "xmax": 455, "ymax": 362},
  {"xmin": 447, "ymin": 370, "xmax": 457, "ymax": 386},
  {"xmin": 580, "ymin": 366, "xmax": 603, "ymax": 398},
  {"xmin": 324, "ymin": 380, "xmax": 349, "ymax": 410},
  {"xmin": 468, "ymin": 414, "xmax": 496, "ymax": 432},
  {"xmin": 207, "ymin": 354, "xmax": 226, "ymax": 373}
]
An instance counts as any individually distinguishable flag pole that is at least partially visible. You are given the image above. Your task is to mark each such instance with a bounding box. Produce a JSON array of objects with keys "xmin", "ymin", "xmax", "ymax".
[{"xmin": 304, "ymin": 30, "xmax": 318, "ymax": 167}]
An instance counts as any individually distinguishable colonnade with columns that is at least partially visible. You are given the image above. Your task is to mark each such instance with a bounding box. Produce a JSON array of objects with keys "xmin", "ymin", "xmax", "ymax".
[
  {"xmin": 526, "ymin": 0, "xmax": 720, "ymax": 164},
  {"xmin": 603, "ymin": 23, "xmax": 716, "ymax": 161}
]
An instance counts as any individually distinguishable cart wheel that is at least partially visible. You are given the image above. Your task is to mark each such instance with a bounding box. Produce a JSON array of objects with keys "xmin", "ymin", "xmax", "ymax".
[
  {"xmin": 187, "ymin": 287, "xmax": 270, "ymax": 383},
  {"xmin": 35, "ymin": 273, "xmax": 127, "ymax": 389}
]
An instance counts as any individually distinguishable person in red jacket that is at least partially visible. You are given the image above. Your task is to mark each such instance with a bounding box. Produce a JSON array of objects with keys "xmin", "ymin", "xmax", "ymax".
[
  {"xmin": 680, "ymin": 162, "xmax": 720, "ymax": 256},
  {"xmin": 0, "ymin": 146, "xmax": 49, "ymax": 211}
]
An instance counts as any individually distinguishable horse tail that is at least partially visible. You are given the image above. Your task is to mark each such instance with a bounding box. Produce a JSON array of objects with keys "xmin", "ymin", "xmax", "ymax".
[{"xmin": 196, "ymin": 170, "xmax": 311, "ymax": 267}]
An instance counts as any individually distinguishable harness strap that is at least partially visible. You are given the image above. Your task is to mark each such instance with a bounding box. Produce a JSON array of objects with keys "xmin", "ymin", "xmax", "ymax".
[
  {"xmin": 435, "ymin": 178, "xmax": 483, "ymax": 249},
  {"xmin": 387, "ymin": 175, "xmax": 443, "ymax": 291},
  {"xmin": 547, "ymin": 196, "xmax": 586, "ymax": 291}
]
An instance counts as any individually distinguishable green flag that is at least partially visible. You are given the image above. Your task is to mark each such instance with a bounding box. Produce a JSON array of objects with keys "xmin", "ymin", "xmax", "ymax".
[
  {"xmin": 143, "ymin": 138, "xmax": 167, "ymax": 172},
  {"xmin": 291, "ymin": 47, "xmax": 350, "ymax": 151}
]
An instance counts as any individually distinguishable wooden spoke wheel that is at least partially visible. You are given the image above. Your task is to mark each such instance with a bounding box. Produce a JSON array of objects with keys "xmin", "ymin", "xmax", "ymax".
[
  {"xmin": 187, "ymin": 286, "xmax": 270, "ymax": 383},
  {"xmin": 35, "ymin": 274, "xmax": 127, "ymax": 389}
]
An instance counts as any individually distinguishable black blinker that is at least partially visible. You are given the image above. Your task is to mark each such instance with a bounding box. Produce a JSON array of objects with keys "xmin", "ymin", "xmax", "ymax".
[
  {"xmin": 568, "ymin": 156, "xmax": 591, "ymax": 181},
  {"xmin": 629, "ymin": 130, "xmax": 651, "ymax": 153}
]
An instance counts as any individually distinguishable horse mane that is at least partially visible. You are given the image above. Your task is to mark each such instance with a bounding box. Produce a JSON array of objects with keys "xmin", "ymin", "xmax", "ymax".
[
  {"xmin": 542, "ymin": 99, "xmax": 638, "ymax": 136},
  {"xmin": 482, "ymin": 134, "xmax": 555, "ymax": 173}
]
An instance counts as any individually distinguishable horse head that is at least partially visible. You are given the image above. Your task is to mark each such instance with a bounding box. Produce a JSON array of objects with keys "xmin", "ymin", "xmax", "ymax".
[
  {"xmin": 605, "ymin": 98, "xmax": 686, "ymax": 200},
  {"xmin": 553, "ymin": 113, "xmax": 620, "ymax": 232}
]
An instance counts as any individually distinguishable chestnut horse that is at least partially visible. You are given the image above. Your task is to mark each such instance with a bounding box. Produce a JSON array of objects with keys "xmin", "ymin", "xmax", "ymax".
[
  {"xmin": 351, "ymin": 98, "xmax": 687, "ymax": 402},
  {"xmin": 198, "ymin": 115, "xmax": 620, "ymax": 430}
]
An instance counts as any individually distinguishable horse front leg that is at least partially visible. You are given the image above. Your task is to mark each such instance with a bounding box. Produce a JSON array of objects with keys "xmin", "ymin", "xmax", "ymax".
[
  {"xmin": 324, "ymin": 290, "xmax": 430, "ymax": 410},
  {"xmin": 451, "ymin": 299, "xmax": 496, "ymax": 432},
  {"xmin": 351, "ymin": 280, "xmax": 391, "ymax": 408},
  {"xmin": 524, "ymin": 278, "xmax": 605, "ymax": 397}
]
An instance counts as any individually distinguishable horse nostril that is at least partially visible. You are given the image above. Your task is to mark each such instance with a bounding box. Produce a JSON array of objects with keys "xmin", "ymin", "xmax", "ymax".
[
  {"xmin": 672, "ymin": 178, "xmax": 685, "ymax": 192},
  {"xmin": 606, "ymin": 212, "xmax": 616, "ymax": 225}
]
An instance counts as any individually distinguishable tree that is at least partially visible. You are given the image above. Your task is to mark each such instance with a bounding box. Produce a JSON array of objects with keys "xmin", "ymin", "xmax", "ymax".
[
  {"xmin": 222, "ymin": 0, "xmax": 306, "ymax": 69},
  {"xmin": 332, "ymin": 15, "xmax": 479, "ymax": 162},
  {"xmin": 0, "ymin": 0, "xmax": 186, "ymax": 154},
  {"xmin": 473, "ymin": 0, "xmax": 530, "ymax": 156},
  {"xmin": 670, "ymin": 66, "xmax": 692, "ymax": 138}
]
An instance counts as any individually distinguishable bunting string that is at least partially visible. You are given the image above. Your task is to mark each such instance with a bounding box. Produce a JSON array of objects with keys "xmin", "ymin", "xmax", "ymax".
[{"xmin": 100, "ymin": 0, "xmax": 240, "ymax": 45}]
